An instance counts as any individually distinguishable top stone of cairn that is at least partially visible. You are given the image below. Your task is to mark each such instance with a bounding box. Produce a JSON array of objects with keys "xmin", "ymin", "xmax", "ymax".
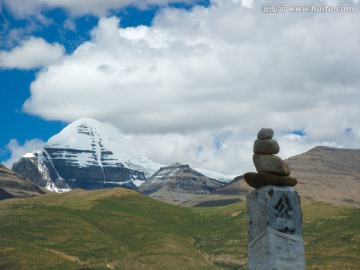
[{"xmin": 257, "ymin": 128, "xmax": 274, "ymax": 140}]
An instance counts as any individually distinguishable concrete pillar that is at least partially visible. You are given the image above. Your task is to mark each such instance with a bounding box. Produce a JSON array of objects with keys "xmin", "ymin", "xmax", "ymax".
[{"xmin": 247, "ymin": 185, "xmax": 306, "ymax": 270}]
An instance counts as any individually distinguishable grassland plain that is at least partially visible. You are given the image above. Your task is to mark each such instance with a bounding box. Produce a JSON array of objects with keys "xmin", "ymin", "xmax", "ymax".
[{"xmin": 0, "ymin": 188, "xmax": 359, "ymax": 270}]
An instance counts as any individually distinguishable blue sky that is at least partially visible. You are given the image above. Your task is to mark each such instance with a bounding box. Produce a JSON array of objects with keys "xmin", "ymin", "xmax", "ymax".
[
  {"xmin": 0, "ymin": 0, "xmax": 207, "ymax": 163},
  {"xmin": 1, "ymin": 0, "xmax": 359, "ymax": 174}
]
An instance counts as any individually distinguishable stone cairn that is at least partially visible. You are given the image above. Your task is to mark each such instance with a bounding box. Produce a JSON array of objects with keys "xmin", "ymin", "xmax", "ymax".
[
  {"xmin": 245, "ymin": 128, "xmax": 297, "ymax": 188},
  {"xmin": 244, "ymin": 128, "xmax": 306, "ymax": 270}
]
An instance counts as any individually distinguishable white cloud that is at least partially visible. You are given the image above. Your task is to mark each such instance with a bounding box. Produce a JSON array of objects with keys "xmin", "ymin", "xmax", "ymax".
[
  {"xmin": 20, "ymin": 1, "xmax": 360, "ymax": 173},
  {"xmin": 4, "ymin": 0, "xmax": 197, "ymax": 17},
  {"xmin": 3, "ymin": 139, "xmax": 46, "ymax": 169},
  {"xmin": 125, "ymin": 130, "xmax": 256, "ymax": 174},
  {"xmin": 126, "ymin": 128, "xmax": 342, "ymax": 174},
  {"xmin": 0, "ymin": 37, "xmax": 65, "ymax": 69}
]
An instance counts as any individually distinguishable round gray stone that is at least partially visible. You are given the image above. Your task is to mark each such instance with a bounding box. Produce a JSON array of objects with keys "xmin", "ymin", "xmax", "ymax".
[
  {"xmin": 253, "ymin": 154, "xmax": 291, "ymax": 176},
  {"xmin": 253, "ymin": 139, "xmax": 280, "ymax": 154},
  {"xmin": 257, "ymin": 128, "xmax": 274, "ymax": 140}
]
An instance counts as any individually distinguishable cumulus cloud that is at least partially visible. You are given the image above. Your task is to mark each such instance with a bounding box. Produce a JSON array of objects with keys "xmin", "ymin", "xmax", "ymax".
[
  {"xmin": 127, "ymin": 127, "xmax": 345, "ymax": 174},
  {"xmin": 20, "ymin": 0, "xmax": 360, "ymax": 173},
  {"xmin": 125, "ymin": 130, "xmax": 256, "ymax": 174},
  {"xmin": 3, "ymin": 0, "xmax": 197, "ymax": 17},
  {"xmin": 0, "ymin": 37, "xmax": 65, "ymax": 69},
  {"xmin": 3, "ymin": 139, "xmax": 46, "ymax": 169}
]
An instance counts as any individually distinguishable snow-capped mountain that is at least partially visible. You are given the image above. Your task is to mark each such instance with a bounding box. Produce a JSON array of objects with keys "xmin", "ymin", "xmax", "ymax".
[
  {"xmin": 12, "ymin": 118, "xmax": 235, "ymax": 193},
  {"xmin": 12, "ymin": 118, "xmax": 162, "ymax": 192}
]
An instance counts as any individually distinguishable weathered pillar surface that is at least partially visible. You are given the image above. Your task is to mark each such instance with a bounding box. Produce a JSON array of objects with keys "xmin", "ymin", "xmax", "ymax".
[
  {"xmin": 247, "ymin": 186, "xmax": 306, "ymax": 270},
  {"xmin": 244, "ymin": 128, "xmax": 306, "ymax": 270}
]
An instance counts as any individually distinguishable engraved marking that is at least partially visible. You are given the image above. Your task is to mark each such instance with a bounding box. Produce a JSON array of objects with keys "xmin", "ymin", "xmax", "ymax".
[{"xmin": 274, "ymin": 195, "xmax": 295, "ymax": 234}]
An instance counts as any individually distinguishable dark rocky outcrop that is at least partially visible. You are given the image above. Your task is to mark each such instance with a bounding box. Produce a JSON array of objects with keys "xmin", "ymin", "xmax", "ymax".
[
  {"xmin": 0, "ymin": 164, "xmax": 46, "ymax": 201},
  {"xmin": 12, "ymin": 154, "xmax": 49, "ymax": 188}
]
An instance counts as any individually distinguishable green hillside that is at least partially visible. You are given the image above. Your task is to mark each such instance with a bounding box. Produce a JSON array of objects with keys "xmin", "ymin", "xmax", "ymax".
[{"xmin": 0, "ymin": 188, "xmax": 359, "ymax": 270}]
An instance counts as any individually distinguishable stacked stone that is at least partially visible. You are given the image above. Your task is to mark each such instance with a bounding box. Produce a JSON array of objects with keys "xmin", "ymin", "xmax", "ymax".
[{"xmin": 244, "ymin": 128, "xmax": 297, "ymax": 188}]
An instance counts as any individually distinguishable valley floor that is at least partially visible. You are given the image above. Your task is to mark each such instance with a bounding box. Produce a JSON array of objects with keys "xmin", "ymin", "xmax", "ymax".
[{"xmin": 0, "ymin": 188, "xmax": 359, "ymax": 270}]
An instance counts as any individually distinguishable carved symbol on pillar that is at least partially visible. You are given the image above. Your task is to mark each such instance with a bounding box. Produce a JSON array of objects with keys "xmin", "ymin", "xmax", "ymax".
[{"xmin": 274, "ymin": 194, "xmax": 295, "ymax": 234}]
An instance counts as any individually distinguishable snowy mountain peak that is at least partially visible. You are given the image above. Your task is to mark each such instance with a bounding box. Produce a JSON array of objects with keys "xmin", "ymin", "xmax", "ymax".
[
  {"xmin": 47, "ymin": 118, "xmax": 127, "ymax": 151},
  {"xmin": 46, "ymin": 118, "xmax": 106, "ymax": 149},
  {"xmin": 13, "ymin": 118, "xmax": 163, "ymax": 192},
  {"xmin": 45, "ymin": 118, "xmax": 161, "ymax": 176}
]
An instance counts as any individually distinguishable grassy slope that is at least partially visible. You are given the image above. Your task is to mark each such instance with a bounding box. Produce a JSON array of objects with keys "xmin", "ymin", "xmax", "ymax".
[
  {"xmin": 0, "ymin": 188, "xmax": 359, "ymax": 270},
  {"xmin": 303, "ymin": 202, "xmax": 360, "ymax": 269}
]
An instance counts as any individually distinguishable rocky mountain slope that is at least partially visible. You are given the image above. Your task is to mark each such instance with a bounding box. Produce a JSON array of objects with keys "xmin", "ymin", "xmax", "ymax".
[
  {"xmin": 0, "ymin": 164, "xmax": 46, "ymax": 200},
  {"xmin": 211, "ymin": 176, "xmax": 250, "ymax": 196},
  {"xmin": 12, "ymin": 118, "xmax": 162, "ymax": 192},
  {"xmin": 139, "ymin": 163, "xmax": 225, "ymax": 204},
  {"xmin": 186, "ymin": 146, "xmax": 360, "ymax": 208},
  {"xmin": 285, "ymin": 146, "xmax": 360, "ymax": 207}
]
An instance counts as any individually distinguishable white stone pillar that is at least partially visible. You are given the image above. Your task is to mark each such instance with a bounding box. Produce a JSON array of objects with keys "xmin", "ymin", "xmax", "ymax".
[{"xmin": 247, "ymin": 185, "xmax": 306, "ymax": 270}]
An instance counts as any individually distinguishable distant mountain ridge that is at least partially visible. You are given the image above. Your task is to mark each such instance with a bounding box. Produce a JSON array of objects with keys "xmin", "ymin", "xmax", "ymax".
[
  {"xmin": 139, "ymin": 163, "xmax": 225, "ymax": 204},
  {"xmin": 183, "ymin": 146, "xmax": 360, "ymax": 208},
  {"xmin": 285, "ymin": 146, "xmax": 360, "ymax": 207},
  {"xmin": 12, "ymin": 118, "xmax": 234, "ymax": 193}
]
